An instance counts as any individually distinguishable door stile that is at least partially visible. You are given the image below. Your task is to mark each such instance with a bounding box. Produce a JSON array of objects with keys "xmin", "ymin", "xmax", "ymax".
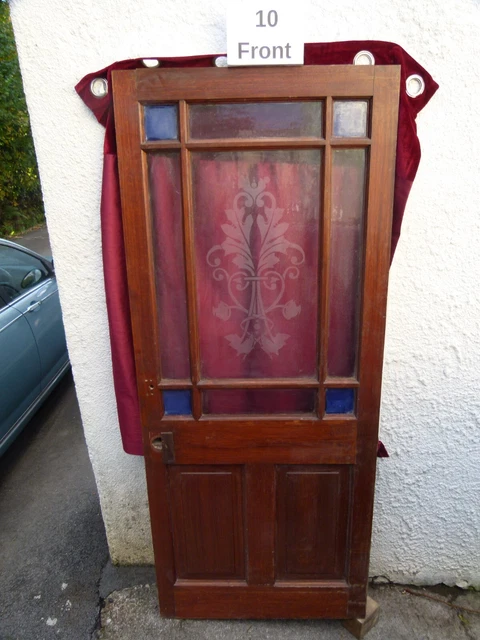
[
  {"xmin": 112, "ymin": 69, "xmax": 177, "ymax": 614},
  {"xmin": 345, "ymin": 66, "xmax": 400, "ymax": 616},
  {"xmin": 112, "ymin": 71, "xmax": 164, "ymax": 421},
  {"xmin": 319, "ymin": 95, "xmax": 333, "ymax": 415},
  {"xmin": 179, "ymin": 100, "xmax": 202, "ymax": 418}
]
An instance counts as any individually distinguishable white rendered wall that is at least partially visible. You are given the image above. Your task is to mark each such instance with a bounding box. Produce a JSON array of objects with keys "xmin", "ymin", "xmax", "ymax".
[{"xmin": 10, "ymin": 0, "xmax": 480, "ymax": 583}]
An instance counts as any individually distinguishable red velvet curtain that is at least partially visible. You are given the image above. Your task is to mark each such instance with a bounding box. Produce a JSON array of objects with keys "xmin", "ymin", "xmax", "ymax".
[{"xmin": 76, "ymin": 42, "xmax": 438, "ymax": 455}]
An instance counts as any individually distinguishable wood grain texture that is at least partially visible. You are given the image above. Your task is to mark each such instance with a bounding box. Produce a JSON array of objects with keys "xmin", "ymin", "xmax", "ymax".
[
  {"xmin": 319, "ymin": 95, "xmax": 333, "ymax": 412},
  {"xmin": 112, "ymin": 65, "xmax": 400, "ymax": 620},
  {"xmin": 245, "ymin": 465, "xmax": 276, "ymax": 585},
  {"xmin": 346, "ymin": 66, "xmax": 400, "ymax": 615},
  {"xmin": 169, "ymin": 466, "xmax": 245, "ymax": 580},
  {"xmin": 136, "ymin": 66, "xmax": 375, "ymax": 101},
  {"xmin": 141, "ymin": 138, "xmax": 371, "ymax": 151},
  {"xmin": 112, "ymin": 71, "xmax": 174, "ymax": 615},
  {"xmin": 178, "ymin": 100, "xmax": 202, "ymax": 418},
  {"xmin": 276, "ymin": 466, "xmax": 350, "ymax": 579},
  {"xmin": 154, "ymin": 419, "xmax": 357, "ymax": 465},
  {"xmin": 197, "ymin": 377, "xmax": 319, "ymax": 389},
  {"xmin": 174, "ymin": 583, "xmax": 350, "ymax": 619}
]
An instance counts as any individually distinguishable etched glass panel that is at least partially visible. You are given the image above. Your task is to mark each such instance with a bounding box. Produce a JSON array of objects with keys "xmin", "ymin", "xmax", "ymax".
[
  {"xmin": 193, "ymin": 150, "xmax": 321, "ymax": 379},
  {"xmin": 163, "ymin": 390, "xmax": 192, "ymax": 415},
  {"xmin": 327, "ymin": 149, "xmax": 366, "ymax": 377},
  {"xmin": 203, "ymin": 389, "xmax": 315, "ymax": 414},
  {"xmin": 189, "ymin": 102, "xmax": 323, "ymax": 139},
  {"xmin": 333, "ymin": 101, "xmax": 368, "ymax": 138},
  {"xmin": 149, "ymin": 153, "xmax": 190, "ymax": 378},
  {"xmin": 144, "ymin": 105, "xmax": 178, "ymax": 141},
  {"xmin": 325, "ymin": 388, "xmax": 355, "ymax": 414}
]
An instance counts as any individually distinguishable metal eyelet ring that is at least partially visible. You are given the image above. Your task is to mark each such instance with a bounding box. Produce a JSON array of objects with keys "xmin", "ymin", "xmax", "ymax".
[
  {"xmin": 90, "ymin": 77, "xmax": 108, "ymax": 98},
  {"xmin": 406, "ymin": 74, "xmax": 425, "ymax": 98},
  {"xmin": 353, "ymin": 50, "xmax": 375, "ymax": 66},
  {"xmin": 142, "ymin": 59, "xmax": 160, "ymax": 68},
  {"xmin": 214, "ymin": 56, "xmax": 228, "ymax": 68}
]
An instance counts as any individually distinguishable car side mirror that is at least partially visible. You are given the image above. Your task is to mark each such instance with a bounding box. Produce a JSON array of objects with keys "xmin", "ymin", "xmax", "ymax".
[{"xmin": 21, "ymin": 268, "xmax": 43, "ymax": 289}]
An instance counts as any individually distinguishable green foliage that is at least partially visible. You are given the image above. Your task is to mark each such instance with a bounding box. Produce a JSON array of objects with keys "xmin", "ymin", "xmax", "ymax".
[{"xmin": 0, "ymin": 2, "xmax": 45, "ymax": 236}]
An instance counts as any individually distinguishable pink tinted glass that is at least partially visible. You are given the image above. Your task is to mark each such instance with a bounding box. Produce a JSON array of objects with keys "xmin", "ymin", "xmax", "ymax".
[
  {"xmin": 203, "ymin": 389, "xmax": 316, "ymax": 414},
  {"xmin": 149, "ymin": 153, "xmax": 190, "ymax": 379},
  {"xmin": 327, "ymin": 148, "xmax": 366, "ymax": 377},
  {"xmin": 189, "ymin": 102, "xmax": 323, "ymax": 139},
  {"xmin": 192, "ymin": 150, "xmax": 321, "ymax": 379}
]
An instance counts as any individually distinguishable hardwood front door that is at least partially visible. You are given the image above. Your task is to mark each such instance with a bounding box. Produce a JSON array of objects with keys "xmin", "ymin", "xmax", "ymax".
[{"xmin": 112, "ymin": 65, "xmax": 400, "ymax": 620}]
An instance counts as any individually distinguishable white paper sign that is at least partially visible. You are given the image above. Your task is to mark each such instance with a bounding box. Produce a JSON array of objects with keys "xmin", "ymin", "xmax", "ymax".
[{"xmin": 227, "ymin": 1, "xmax": 304, "ymax": 66}]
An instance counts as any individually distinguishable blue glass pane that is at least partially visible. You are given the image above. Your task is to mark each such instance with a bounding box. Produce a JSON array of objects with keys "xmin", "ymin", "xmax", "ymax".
[
  {"xmin": 144, "ymin": 105, "xmax": 178, "ymax": 141},
  {"xmin": 163, "ymin": 390, "xmax": 191, "ymax": 415},
  {"xmin": 325, "ymin": 388, "xmax": 355, "ymax": 414}
]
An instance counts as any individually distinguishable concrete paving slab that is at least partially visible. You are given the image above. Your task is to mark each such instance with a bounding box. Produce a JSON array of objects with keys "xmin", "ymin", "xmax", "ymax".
[
  {"xmin": 99, "ymin": 561, "xmax": 156, "ymax": 600},
  {"xmin": 96, "ymin": 584, "xmax": 479, "ymax": 640},
  {"xmin": 454, "ymin": 591, "xmax": 480, "ymax": 640}
]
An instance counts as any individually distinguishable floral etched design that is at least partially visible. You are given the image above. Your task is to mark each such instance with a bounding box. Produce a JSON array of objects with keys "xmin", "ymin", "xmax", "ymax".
[{"xmin": 207, "ymin": 176, "xmax": 305, "ymax": 357}]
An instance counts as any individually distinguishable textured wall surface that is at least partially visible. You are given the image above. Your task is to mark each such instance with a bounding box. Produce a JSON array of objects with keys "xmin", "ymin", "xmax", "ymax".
[{"xmin": 10, "ymin": 0, "xmax": 480, "ymax": 583}]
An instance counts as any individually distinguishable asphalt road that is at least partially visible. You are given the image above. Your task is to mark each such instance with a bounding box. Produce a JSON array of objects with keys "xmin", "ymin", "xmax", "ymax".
[
  {"xmin": 0, "ymin": 226, "xmax": 109, "ymax": 639},
  {"xmin": 12, "ymin": 225, "xmax": 52, "ymax": 257},
  {"xmin": 0, "ymin": 373, "xmax": 109, "ymax": 640}
]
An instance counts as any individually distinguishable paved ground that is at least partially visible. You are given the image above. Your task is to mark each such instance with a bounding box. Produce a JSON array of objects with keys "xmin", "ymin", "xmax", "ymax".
[
  {"xmin": 0, "ymin": 374, "xmax": 108, "ymax": 640},
  {"xmin": 12, "ymin": 225, "xmax": 52, "ymax": 257},
  {"xmin": 96, "ymin": 583, "xmax": 480, "ymax": 640}
]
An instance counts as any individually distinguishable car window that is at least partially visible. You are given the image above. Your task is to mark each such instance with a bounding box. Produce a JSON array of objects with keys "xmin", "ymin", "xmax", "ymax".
[
  {"xmin": 0, "ymin": 289, "xmax": 7, "ymax": 311},
  {"xmin": 0, "ymin": 245, "xmax": 50, "ymax": 304}
]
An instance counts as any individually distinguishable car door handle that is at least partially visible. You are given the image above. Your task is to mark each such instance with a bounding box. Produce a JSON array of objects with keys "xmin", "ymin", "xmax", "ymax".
[{"xmin": 27, "ymin": 301, "xmax": 42, "ymax": 312}]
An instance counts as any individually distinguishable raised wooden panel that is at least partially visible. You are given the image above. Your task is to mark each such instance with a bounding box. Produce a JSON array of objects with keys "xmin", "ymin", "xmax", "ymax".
[
  {"xmin": 169, "ymin": 466, "xmax": 245, "ymax": 579},
  {"xmin": 276, "ymin": 466, "xmax": 350, "ymax": 579}
]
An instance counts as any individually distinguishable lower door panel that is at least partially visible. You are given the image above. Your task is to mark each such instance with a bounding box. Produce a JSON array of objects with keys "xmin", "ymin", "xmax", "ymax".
[{"xmin": 166, "ymin": 463, "xmax": 357, "ymax": 619}]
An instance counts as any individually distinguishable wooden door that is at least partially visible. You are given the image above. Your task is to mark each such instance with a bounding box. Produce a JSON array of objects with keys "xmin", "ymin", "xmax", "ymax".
[{"xmin": 112, "ymin": 65, "xmax": 400, "ymax": 620}]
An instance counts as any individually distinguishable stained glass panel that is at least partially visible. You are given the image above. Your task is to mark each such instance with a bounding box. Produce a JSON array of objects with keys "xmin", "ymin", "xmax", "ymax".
[
  {"xmin": 149, "ymin": 153, "xmax": 190, "ymax": 379},
  {"xmin": 325, "ymin": 388, "xmax": 355, "ymax": 414},
  {"xmin": 203, "ymin": 389, "xmax": 316, "ymax": 414},
  {"xmin": 192, "ymin": 150, "xmax": 321, "ymax": 379},
  {"xmin": 327, "ymin": 148, "xmax": 366, "ymax": 378},
  {"xmin": 163, "ymin": 390, "xmax": 192, "ymax": 415},
  {"xmin": 333, "ymin": 101, "xmax": 368, "ymax": 138},
  {"xmin": 144, "ymin": 105, "xmax": 178, "ymax": 141},
  {"xmin": 190, "ymin": 102, "xmax": 323, "ymax": 139}
]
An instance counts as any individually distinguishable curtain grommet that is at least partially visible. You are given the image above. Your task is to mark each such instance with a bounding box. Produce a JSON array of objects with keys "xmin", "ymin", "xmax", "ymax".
[
  {"xmin": 90, "ymin": 77, "xmax": 108, "ymax": 98},
  {"xmin": 354, "ymin": 50, "xmax": 375, "ymax": 66},
  {"xmin": 214, "ymin": 56, "xmax": 228, "ymax": 68},
  {"xmin": 143, "ymin": 59, "xmax": 160, "ymax": 68},
  {"xmin": 406, "ymin": 74, "xmax": 425, "ymax": 98}
]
